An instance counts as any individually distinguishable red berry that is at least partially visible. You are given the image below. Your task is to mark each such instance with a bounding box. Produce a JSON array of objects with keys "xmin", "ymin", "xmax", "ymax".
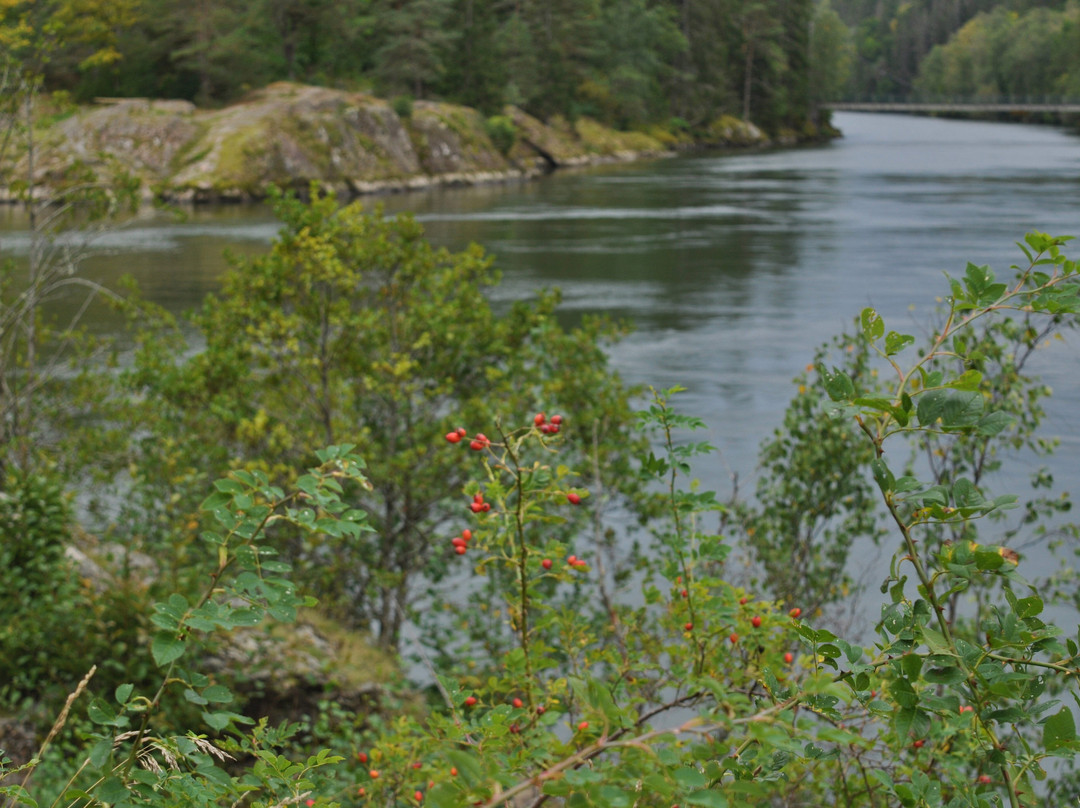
[
  {"xmin": 751, "ymin": 616, "xmax": 762, "ymax": 628},
  {"xmin": 357, "ymin": 752, "xmax": 368, "ymax": 764},
  {"xmin": 445, "ymin": 432, "xmax": 462, "ymax": 443},
  {"xmin": 412, "ymin": 762, "xmax": 422, "ymax": 770},
  {"xmin": 475, "ymin": 433, "xmax": 489, "ymax": 444},
  {"xmin": 913, "ymin": 739, "xmax": 924, "ymax": 749},
  {"xmin": 306, "ymin": 800, "xmax": 315, "ymax": 806},
  {"xmin": 684, "ymin": 622, "xmax": 693, "ymax": 631},
  {"xmin": 509, "ymin": 723, "xmax": 520, "ymax": 734},
  {"xmin": 450, "ymin": 767, "xmax": 458, "ymax": 776},
  {"xmin": 454, "ymin": 546, "xmax": 466, "ymax": 555},
  {"xmin": 567, "ymin": 492, "xmax": 582, "ymax": 505},
  {"xmin": 369, "ymin": 770, "xmax": 380, "ymax": 779},
  {"xmin": 357, "ymin": 788, "xmax": 365, "ymax": 796},
  {"xmin": 573, "ymin": 557, "xmax": 586, "ymax": 567},
  {"xmin": 549, "ymin": 424, "xmax": 559, "ymax": 434},
  {"xmin": 469, "ymin": 439, "xmax": 484, "ymax": 451},
  {"xmin": 680, "ymin": 589, "xmax": 688, "ymax": 598},
  {"xmin": 551, "ymin": 414, "xmax": 563, "ymax": 425},
  {"xmin": 567, "ymin": 554, "xmax": 577, "ymax": 565},
  {"xmin": 512, "ymin": 698, "xmax": 523, "ymax": 708},
  {"xmin": 536, "ymin": 705, "xmax": 546, "ymax": 715},
  {"xmin": 462, "ymin": 529, "xmax": 472, "ymax": 542},
  {"xmin": 470, "ymin": 502, "xmax": 483, "ymax": 513},
  {"xmin": 481, "ymin": 502, "xmax": 490, "ymax": 512},
  {"xmin": 739, "ymin": 596, "xmax": 748, "ymax": 605},
  {"xmin": 542, "ymin": 558, "xmax": 553, "ymax": 570},
  {"xmin": 464, "ymin": 696, "xmax": 477, "ymax": 707},
  {"xmin": 577, "ymin": 721, "xmax": 589, "ymax": 732},
  {"xmin": 534, "ymin": 413, "xmax": 546, "ymax": 426},
  {"xmin": 789, "ymin": 607, "xmax": 802, "ymax": 619},
  {"xmin": 414, "ymin": 791, "xmax": 423, "ymax": 801},
  {"xmin": 457, "ymin": 427, "xmax": 467, "ymax": 436},
  {"xmin": 452, "ymin": 537, "xmax": 466, "ymax": 547},
  {"xmin": 977, "ymin": 775, "xmax": 992, "ymax": 785},
  {"xmin": 783, "ymin": 652, "xmax": 794, "ymax": 664},
  {"xmin": 729, "ymin": 633, "xmax": 739, "ymax": 644}
]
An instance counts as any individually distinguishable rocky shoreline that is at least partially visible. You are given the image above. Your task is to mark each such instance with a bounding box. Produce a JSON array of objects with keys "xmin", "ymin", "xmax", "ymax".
[{"xmin": 1, "ymin": 82, "xmax": 816, "ymax": 205}]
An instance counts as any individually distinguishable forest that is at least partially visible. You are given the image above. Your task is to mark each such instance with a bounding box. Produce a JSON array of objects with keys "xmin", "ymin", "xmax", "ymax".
[
  {"xmin": 831, "ymin": 0, "xmax": 1080, "ymax": 102},
  {"xmin": 5, "ymin": 1, "xmax": 1080, "ymax": 806},
  {"xmin": 5, "ymin": 0, "xmax": 840, "ymax": 136}
]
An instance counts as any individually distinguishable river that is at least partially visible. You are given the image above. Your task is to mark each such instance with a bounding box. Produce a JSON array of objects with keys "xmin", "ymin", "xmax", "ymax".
[{"xmin": 2, "ymin": 111, "xmax": 1078, "ymax": 604}]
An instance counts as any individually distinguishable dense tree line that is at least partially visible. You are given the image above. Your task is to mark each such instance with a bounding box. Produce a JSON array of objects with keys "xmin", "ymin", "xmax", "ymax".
[
  {"xmin": 916, "ymin": 1, "xmax": 1080, "ymax": 100},
  {"xmin": 0, "ymin": 0, "xmax": 861, "ymax": 134},
  {"xmin": 829, "ymin": 0, "xmax": 1075, "ymax": 100}
]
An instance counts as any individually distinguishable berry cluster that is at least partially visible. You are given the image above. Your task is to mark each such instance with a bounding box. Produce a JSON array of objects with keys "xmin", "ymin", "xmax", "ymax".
[
  {"xmin": 469, "ymin": 492, "xmax": 491, "ymax": 514},
  {"xmin": 534, "ymin": 412, "xmax": 564, "ymax": 434},
  {"xmin": 450, "ymin": 529, "xmax": 472, "ymax": 556}
]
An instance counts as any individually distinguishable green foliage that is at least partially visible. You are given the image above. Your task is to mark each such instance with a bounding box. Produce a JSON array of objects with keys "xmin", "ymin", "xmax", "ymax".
[
  {"xmin": 740, "ymin": 336, "xmax": 886, "ymax": 616},
  {"xmin": 482, "ymin": 114, "xmax": 516, "ymax": 154},
  {"xmin": 915, "ymin": 4, "xmax": 1080, "ymax": 102},
  {"xmin": 0, "ymin": 473, "xmax": 89, "ymax": 706},
  {"xmin": 4, "ymin": 231, "xmax": 1080, "ymax": 808},
  {"xmin": 131, "ymin": 186, "xmax": 642, "ymax": 649},
  {"xmin": 390, "ymin": 93, "xmax": 413, "ymax": 119},
  {"xmin": 4, "ymin": 0, "xmax": 824, "ymax": 135}
]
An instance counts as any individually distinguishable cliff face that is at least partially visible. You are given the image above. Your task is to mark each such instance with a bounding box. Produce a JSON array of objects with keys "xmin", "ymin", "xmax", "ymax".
[{"xmin": 2, "ymin": 82, "xmax": 768, "ymax": 204}]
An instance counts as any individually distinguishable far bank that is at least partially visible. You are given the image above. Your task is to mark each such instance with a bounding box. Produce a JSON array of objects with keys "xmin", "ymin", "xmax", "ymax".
[{"xmin": 0, "ymin": 82, "xmax": 837, "ymax": 206}]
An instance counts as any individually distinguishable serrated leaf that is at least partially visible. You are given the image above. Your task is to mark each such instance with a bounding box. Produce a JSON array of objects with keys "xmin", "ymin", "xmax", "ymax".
[
  {"xmin": 941, "ymin": 390, "xmax": 983, "ymax": 429},
  {"xmin": 1044, "ymin": 708, "xmax": 1076, "ymax": 750},
  {"xmin": 151, "ymin": 632, "xmax": 186, "ymax": 666}
]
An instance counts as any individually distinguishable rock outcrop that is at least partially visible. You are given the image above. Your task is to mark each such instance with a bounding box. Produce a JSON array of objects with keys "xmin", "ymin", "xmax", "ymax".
[{"xmin": 1, "ymin": 82, "xmax": 778, "ymax": 204}]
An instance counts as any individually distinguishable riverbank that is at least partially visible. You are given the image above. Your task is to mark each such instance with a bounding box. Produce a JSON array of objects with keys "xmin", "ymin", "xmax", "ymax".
[{"xmin": 0, "ymin": 82, "xmax": 831, "ymax": 205}]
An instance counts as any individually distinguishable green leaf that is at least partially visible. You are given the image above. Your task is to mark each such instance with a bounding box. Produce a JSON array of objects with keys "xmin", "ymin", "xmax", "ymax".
[
  {"xmin": 946, "ymin": 370, "xmax": 983, "ymax": 391},
  {"xmin": 686, "ymin": 791, "xmax": 728, "ymax": 807},
  {"xmin": 871, "ymin": 458, "xmax": 895, "ymax": 494},
  {"xmin": 89, "ymin": 737, "xmax": 113, "ymax": 768},
  {"xmin": 1043, "ymin": 708, "xmax": 1076, "ymax": 751},
  {"xmin": 860, "ymin": 307, "xmax": 884, "ymax": 341},
  {"xmin": 87, "ymin": 698, "xmax": 118, "ymax": 726},
  {"xmin": 202, "ymin": 685, "xmax": 233, "ymax": 704},
  {"xmin": 151, "ymin": 632, "xmax": 186, "ymax": 666},
  {"xmin": 96, "ymin": 777, "xmax": 128, "ymax": 805},
  {"xmin": 821, "ymin": 366, "xmax": 855, "ymax": 402},
  {"xmin": 114, "ymin": 684, "xmax": 134, "ymax": 705},
  {"xmin": 673, "ymin": 767, "xmax": 708, "ymax": 790},
  {"xmin": 975, "ymin": 411, "xmax": 1013, "ymax": 437},
  {"xmin": 941, "ymin": 390, "xmax": 983, "ymax": 429},
  {"xmin": 885, "ymin": 331, "xmax": 915, "ymax": 356}
]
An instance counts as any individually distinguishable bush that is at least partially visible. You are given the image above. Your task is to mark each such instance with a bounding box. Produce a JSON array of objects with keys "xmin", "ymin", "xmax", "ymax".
[
  {"xmin": 0, "ymin": 473, "xmax": 91, "ymax": 707},
  {"xmin": 5, "ymin": 232, "xmax": 1079, "ymax": 808},
  {"xmin": 391, "ymin": 94, "xmax": 413, "ymax": 119},
  {"xmin": 484, "ymin": 114, "xmax": 517, "ymax": 155}
]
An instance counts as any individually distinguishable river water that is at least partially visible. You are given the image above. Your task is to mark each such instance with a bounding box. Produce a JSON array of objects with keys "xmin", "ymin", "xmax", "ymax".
[{"xmin": 2, "ymin": 111, "xmax": 1078, "ymax": 595}]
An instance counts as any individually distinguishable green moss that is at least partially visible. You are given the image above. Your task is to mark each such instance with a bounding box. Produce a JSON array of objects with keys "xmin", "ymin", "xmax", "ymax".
[
  {"xmin": 574, "ymin": 118, "xmax": 663, "ymax": 155},
  {"xmin": 215, "ymin": 124, "xmax": 271, "ymax": 192},
  {"xmin": 169, "ymin": 120, "xmax": 212, "ymax": 172}
]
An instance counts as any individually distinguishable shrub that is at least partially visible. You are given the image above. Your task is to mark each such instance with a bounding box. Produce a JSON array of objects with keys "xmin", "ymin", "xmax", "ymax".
[{"xmin": 484, "ymin": 114, "xmax": 517, "ymax": 155}]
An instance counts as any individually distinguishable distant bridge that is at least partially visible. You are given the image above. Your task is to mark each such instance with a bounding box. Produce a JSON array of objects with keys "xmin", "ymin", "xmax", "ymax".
[{"xmin": 824, "ymin": 101, "xmax": 1080, "ymax": 114}]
